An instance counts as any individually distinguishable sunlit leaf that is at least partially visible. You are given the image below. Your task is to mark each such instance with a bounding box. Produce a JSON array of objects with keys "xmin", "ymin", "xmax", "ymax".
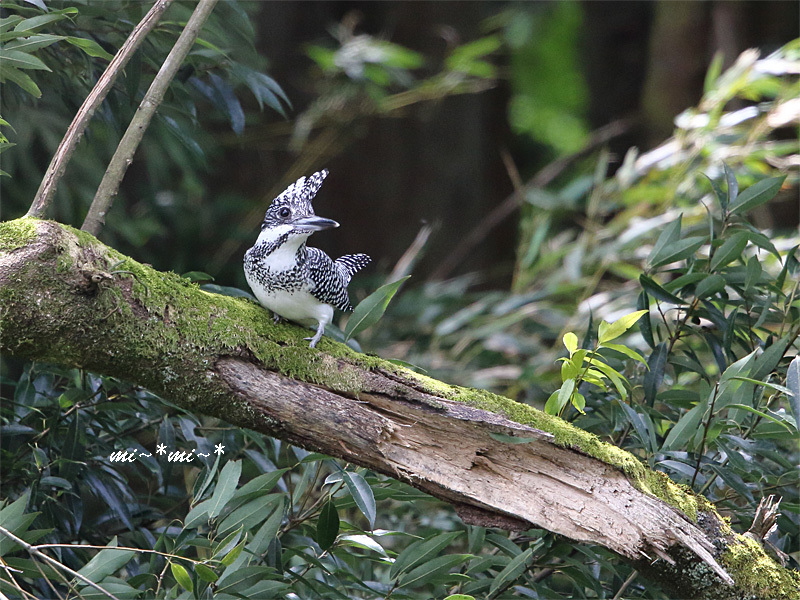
[
  {"xmin": 65, "ymin": 36, "xmax": 114, "ymax": 60},
  {"xmin": 171, "ymin": 562, "xmax": 193, "ymax": 592}
]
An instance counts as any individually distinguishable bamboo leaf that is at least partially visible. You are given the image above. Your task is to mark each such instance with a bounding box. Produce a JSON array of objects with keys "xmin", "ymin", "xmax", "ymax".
[
  {"xmin": 563, "ymin": 332, "xmax": 578, "ymax": 355},
  {"xmin": 341, "ymin": 471, "xmax": 376, "ymax": 529},
  {"xmin": 598, "ymin": 310, "xmax": 649, "ymax": 344},
  {"xmin": 390, "ymin": 531, "xmax": 462, "ymax": 580},
  {"xmin": 488, "ymin": 548, "xmax": 533, "ymax": 597},
  {"xmin": 787, "ymin": 357, "xmax": 800, "ymax": 429},
  {"xmin": 649, "ymin": 236, "xmax": 706, "ymax": 268},
  {"xmin": 65, "ymin": 36, "xmax": 114, "ymax": 60},
  {"xmin": 316, "ymin": 500, "xmax": 339, "ymax": 550},
  {"xmin": 709, "ymin": 232, "xmax": 748, "ymax": 272},
  {"xmin": 729, "ymin": 176, "xmax": 786, "ymax": 215},
  {"xmin": 647, "ymin": 215, "xmax": 682, "ymax": 268},
  {"xmin": 207, "ymin": 459, "xmax": 241, "ymax": 518},
  {"xmin": 344, "ymin": 276, "xmax": 410, "ymax": 340}
]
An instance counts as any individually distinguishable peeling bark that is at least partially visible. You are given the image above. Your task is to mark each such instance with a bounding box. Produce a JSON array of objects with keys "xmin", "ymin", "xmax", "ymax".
[{"xmin": 2, "ymin": 219, "xmax": 798, "ymax": 600}]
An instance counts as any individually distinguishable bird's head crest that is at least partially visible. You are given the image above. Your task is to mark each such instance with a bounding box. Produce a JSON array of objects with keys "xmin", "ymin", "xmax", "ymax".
[{"xmin": 262, "ymin": 169, "xmax": 329, "ymax": 229}]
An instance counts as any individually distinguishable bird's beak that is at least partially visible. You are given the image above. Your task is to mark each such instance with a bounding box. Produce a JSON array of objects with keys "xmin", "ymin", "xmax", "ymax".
[{"xmin": 293, "ymin": 216, "xmax": 340, "ymax": 231}]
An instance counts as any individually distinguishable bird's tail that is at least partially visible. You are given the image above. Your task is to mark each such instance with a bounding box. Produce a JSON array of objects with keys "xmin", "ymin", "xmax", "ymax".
[{"xmin": 335, "ymin": 253, "xmax": 371, "ymax": 284}]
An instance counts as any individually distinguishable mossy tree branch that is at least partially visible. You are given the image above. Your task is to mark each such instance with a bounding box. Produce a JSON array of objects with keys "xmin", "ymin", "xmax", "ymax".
[{"xmin": 1, "ymin": 219, "xmax": 798, "ymax": 600}]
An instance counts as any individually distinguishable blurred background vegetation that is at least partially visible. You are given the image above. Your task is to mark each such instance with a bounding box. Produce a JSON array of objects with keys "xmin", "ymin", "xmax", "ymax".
[{"xmin": 1, "ymin": 1, "xmax": 798, "ymax": 598}]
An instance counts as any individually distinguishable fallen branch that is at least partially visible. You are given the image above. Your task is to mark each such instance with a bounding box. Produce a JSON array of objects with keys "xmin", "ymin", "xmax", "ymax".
[{"xmin": 2, "ymin": 218, "xmax": 798, "ymax": 599}]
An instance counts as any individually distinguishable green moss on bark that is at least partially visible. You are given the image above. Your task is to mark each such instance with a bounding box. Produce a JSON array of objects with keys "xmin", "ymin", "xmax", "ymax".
[
  {"xmin": 0, "ymin": 217, "xmax": 37, "ymax": 252},
  {"xmin": 722, "ymin": 535, "xmax": 800, "ymax": 599}
]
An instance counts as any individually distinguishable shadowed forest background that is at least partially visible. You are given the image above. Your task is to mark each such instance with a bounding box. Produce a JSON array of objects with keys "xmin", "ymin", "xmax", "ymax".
[{"xmin": 1, "ymin": 1, "xmax": 799, "ymax": 598}]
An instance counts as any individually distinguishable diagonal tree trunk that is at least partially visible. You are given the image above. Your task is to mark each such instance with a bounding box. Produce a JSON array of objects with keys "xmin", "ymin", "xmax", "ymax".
[{"xmin": 1, "ymin": 218, "xmax": 798, "ymax": 599}]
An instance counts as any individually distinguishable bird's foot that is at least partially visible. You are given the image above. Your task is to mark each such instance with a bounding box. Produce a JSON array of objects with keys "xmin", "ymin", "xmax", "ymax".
[
  {"xmin": 305, "ymin": 322, "xmax": 326, "ymax": 348},
  {"xmin": 272, "ymin": 313, "xmax": 282, "ymax": 324}
]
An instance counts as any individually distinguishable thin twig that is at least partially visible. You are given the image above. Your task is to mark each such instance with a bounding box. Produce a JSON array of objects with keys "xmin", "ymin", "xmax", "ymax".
[
  {"xmin": 430, "ymin": 117, "xmax": 633, "ymax": 281},
  {"xmin": 612, "ymin": 569, "xmax": 639, "ymax": 600},
  {"xmin": 0, "ymin": 525, "xmax": 120, "ymax": 600},
  {"xmin": 81, "ymin": 0, "xmax": 219, "ymax": 235},
  {"xmin": 26, "ymin": 0, "xmax": 175, "ymax": 219}
]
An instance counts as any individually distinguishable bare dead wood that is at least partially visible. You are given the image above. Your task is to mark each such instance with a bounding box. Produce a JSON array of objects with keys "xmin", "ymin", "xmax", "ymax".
[{"xmin": 2, "ymin": 219, "xmax": 798, "ymax": 599}]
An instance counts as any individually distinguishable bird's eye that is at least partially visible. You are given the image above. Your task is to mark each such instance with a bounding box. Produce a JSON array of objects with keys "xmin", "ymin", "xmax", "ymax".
[{"xmin": 278, "ymin": 207, "xmax": 291, "ymax": 218}]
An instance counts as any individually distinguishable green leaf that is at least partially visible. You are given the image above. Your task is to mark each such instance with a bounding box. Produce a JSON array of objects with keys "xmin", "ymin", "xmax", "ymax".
[
  {"xmin": 644, "ymin": 343, "xmax": 668, "ymax": 405},
  {"xmin": 745, "ymin": 256, "xmax": 762, "ymax": 293},
  {"xmin": 344, "ymin": 276, "xmax": 410, "ymax": 340},
  {"xmin": 219, "ymin": 539, "xmax": 246, "ymax": 567},
  {"xmin": 563, "ymin": 331, "xmax": 578, "ymax": 356},
  {"xmin": 786, "ymin": 357, "xmax": 800, "ymax": 430},
  {"xmin": 662, "ymin": 400, "xmax": 708, "ymax": 451},
  {"xmin": 694, "ymin": 273, "xmax": 726, "ymax": 298},
  {"xmin": 171, "ymin": 562, "xmax": 193, "ymax": 593},
  {"xmin": 598, "ymin": 310, "xmax": 649, "ymax": 344},
  {"xmin": 444, "ymin": 596, "xmax": 476, "ymax": 600},
  {"xmin": 207, "ymin": 459, "xmax": 241, "ymax": 518},
  {"xmin": 553, "ymin": 378, "xmax": 575, "ymax": 415},
  {"xmin": 232, "ymin": 468, "xmax": 288, "ymax": 500},
  {"xmin": 728, "ymin": 176, "xmax": 786, "ymax": 215},
  {"xmin": 342, "ymin": 471, "xmax": 376, "ymax": 529},
  {"xmin": 571, "ymin": 392, "xmax": 586, "ymax": 414},
  {"xmin": 639, "ymin": 275, "xmax": 686, "ymax": 305},
  {"xmin": 647, "ymin": 215, "xmax": 682, "ymax": 268},
  {"xmin": 723, "ymin": 163, "xmax": 738, "ymax": 207},
  {"xmin": 195, "ymin": 563, "xmax": 218, "ymax": 583},
  {"xmin": 709, "ymin": 232, "xmax": 748, "ymax": 271},
  {"xmin": 0, "ymin": 16, "xmax": 24, "ymax": 34},
  {"xmin": 544, "ymin": 390, "xmax": 560, "ymax": 415},
  {"xmin": 64, "ymin": 36, "xmax": 114, "ymax": 60},
  {"xmin": 181, "ymin": 270, "xmax": 214, "ymax": 283},
  {"xmin": 76, "ymin": 537, "xmax": 136, "ymax": 583},
  {"xmin": 217, "ymin": 494, "xmax": 278, "ymax": 538},
  {"xmin": 488, "ymin": 547, "xmax": 533, "ymax": 597},
  {"xmin": 602, "ymin": 343, "xmax": 648, "ymax": 365},
  {"xmin": 728, "ymin": 376, "xmax": 793, "ymax": 397},
  {"xmin": 316, "ymin": 500, "xmax": 339, "ymax": 550},
  {"xmin": 649, "ymin": 236, "xmax": 706, "ymax": 268},
  {"xmin": 725, "ymin": 404, "xmax": 794, "ymax": 432},
  {"xmin": 13, "ymin": 11, "xmax": 75, "ymax": 33},
  {"xmin": 0, "ymin": 49, "xmax": 50, "ymax": 70},
  {"xmin": 390, "ymin": 531, "xmax": 462, "ymax": 580},
  {"xmin": 397, "ymin": 553, "xmax": 472, "ymax": 588},
  {"xmin": 5, "ymin": 34, "xmax": 63, "ymax": 53},
  {"xmin": 587, "ymin": 358, "xmax": 628, "ymax": 400}
]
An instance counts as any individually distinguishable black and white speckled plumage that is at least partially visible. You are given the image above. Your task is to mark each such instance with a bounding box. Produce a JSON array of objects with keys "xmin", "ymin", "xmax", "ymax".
[{"xmin": 243, "ymin": 170, "xmax": 371, "ymax": 346}]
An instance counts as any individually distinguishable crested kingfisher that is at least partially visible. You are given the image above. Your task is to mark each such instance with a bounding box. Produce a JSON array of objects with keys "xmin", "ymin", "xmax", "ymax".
[{"xmin": 244, "ymin": 170, "xmax": 370, "ymax": 347}]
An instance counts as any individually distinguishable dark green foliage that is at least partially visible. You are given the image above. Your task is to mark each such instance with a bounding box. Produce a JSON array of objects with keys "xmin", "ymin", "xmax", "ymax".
[{"xmin": 1, "ymin": 1, "xmax": 798, "ymax": 597}]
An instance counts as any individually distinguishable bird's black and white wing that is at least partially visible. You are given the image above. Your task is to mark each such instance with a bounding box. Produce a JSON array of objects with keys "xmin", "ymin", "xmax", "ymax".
[
  {"xmin": 306, "ymin": 247, "xmax": 352, "ymax": 311},
  {"xmin": 306, "ymin": 248, "xmax": 371, "ymax": 312},
  {"xmin": 335, "ymin": 253, "xmax": 371, "ymax": 285}
]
